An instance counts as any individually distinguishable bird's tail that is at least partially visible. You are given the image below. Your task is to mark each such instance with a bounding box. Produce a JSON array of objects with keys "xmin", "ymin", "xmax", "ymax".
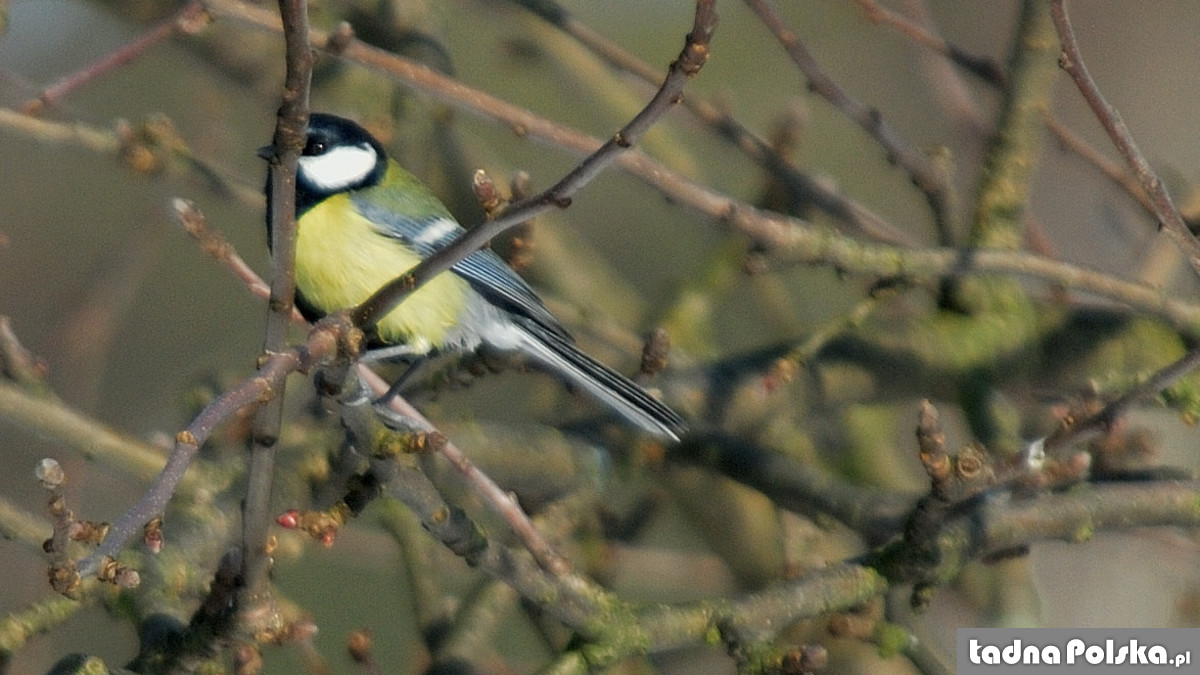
[{"xmin": 505, "ymin": 319, "xmax": 686, "ymax": 441}]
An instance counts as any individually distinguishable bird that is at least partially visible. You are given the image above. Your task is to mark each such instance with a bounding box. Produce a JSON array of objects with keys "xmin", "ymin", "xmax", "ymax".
[{"xmin": 263, "ymin": 112, "xmax": 686, "ymax": 441}]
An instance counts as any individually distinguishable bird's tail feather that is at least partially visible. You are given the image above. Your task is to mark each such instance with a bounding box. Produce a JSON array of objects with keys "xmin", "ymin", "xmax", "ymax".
[{"xmin": 508, "ymin": 320, "xmax": 685, "ymax": 441}]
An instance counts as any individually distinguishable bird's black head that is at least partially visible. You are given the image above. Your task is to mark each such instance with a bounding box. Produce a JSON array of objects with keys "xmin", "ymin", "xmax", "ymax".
[{"xmin": 292, "ymin": 113, "xmax": 389, "ymax": 214}]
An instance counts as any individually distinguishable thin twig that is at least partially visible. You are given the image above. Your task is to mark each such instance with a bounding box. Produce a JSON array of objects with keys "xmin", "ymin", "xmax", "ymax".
[
  {"xmin": 359, "ymin": 366, "xmax": 573, "ymax": 576},
  {"xmin": 1049, "ymin": 0, "xmax": 1200, "ymax": 278},
  {"xmin": 0, "ymin": 108, "xmax": 119, "ymax": 151},
  {"xmin": 1045, "ymin": 343, "xmax": 1200, "ymax": 452},
  {"xmin": 173, "ymin": 199, "xmax": 302, "ymax": 319},
  {"xmin": 19, "ymin": 2, "xmax": 208, "ymax": 116},
  {"xmin": 894, "ymin": 0, "xmax": 992, "ymax": 161},
  {"xmin": 851, "ymin": 0, "xmax": 1167, "ymax": 250},
  {"xmin": 75, "ymin": 333, "xmax": 322, "ymax": 577},
  {"xmin": 742, "ymin": 0, "xmax": 956, "ymax": 241},
  {"xmin": 508, "ymin": 0, "xmax": 912, "ymax": 246},
  {"xmin": 355, "ymin": 408, "xmax": 620, "ymax": 639},
  {"xmin": 0, "ymin": 380, "xmax": 200, "ymax": 493},
  {"xmin": 851, "ymin": 0, "xmax": 1007, "ymax": 88},
  {"xmin": 1046, "ymin": 118, "xmax": 1151, "ymax": 214},
  {"xmin": 0, "ymin": 109, "xmax": 261, "ymax": 207}
]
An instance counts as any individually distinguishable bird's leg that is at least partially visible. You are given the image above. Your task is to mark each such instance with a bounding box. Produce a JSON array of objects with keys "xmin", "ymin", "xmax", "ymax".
[{"xmin": 373, "ymin": 357, "xmax": 430, "ymax": 406}]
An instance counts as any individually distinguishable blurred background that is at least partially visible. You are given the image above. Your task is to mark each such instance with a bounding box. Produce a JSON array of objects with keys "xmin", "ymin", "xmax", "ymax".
[{"xmin": 1, "ymin": 1, "xmax": 1199, "ymax": 673}]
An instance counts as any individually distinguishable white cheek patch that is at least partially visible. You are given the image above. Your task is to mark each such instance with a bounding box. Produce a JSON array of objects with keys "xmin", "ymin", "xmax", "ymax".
[{"xmin": 298, "ymin": 144, "xmax": 378, "ymax": 191}]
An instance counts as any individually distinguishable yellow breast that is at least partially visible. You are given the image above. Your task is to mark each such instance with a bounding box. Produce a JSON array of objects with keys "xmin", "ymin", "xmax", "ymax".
[{"xmin": 294, "ymin": 194, "xmax": 470, "ymax": 352}]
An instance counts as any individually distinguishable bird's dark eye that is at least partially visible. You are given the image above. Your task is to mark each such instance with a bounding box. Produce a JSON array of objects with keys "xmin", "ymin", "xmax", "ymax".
[{"xmin": 304, "ymin": 139, "xmax": 327, "ymax": 156}]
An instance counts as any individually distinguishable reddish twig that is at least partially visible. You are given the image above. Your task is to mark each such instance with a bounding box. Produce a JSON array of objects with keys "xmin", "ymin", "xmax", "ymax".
[
  {"xmin": 357, "ymin": 367, "xmax": 572, "ymax": 576},
  {"xmin": 76, "ymin": 330, "xmax": 329, "ymax": 578},
  {"xmin": 19, "ymin": 2, "xmax": 209, "ymax": 116},
  {"xmin": 173, "ymin": 199, "xmax": 307, "ymax": 323}
]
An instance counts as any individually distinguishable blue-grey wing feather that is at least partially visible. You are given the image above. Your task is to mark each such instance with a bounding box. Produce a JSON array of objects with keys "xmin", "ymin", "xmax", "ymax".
[{"xmin": 353, "ymin": 197, "xmax": 571, "ymax": 341}]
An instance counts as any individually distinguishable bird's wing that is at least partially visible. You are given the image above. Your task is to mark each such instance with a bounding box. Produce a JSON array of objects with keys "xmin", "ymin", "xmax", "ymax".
[{"xmin": 353, "ymin": 196, "xmax": 573, "ymax": 341}]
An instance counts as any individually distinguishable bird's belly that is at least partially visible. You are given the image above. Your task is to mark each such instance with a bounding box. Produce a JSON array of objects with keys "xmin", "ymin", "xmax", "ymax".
[{"xmin": 295, "ymin": 196, "xmax": 470, "ymax": 353}]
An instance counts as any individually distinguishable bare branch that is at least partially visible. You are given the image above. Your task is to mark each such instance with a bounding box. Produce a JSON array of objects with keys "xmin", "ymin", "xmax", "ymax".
[
  {"xmin": 1046, "ymin": 343, "xmax": 1200, "ymax": 452},
  {"xmin": 870, "ymin": 479, "xmax": 1200, "ymax": 588},
  {"xmin": 75, "ymin": 318, "xmax": 345, "ymax": 579},
  {"xmin": 509, "ymin": 0, "xmax": 913, "ymax": 245},
  {"xmin": 743, "ymin": 0, "xmax": 956, "ymax": 241},
  {"xmin": 1050, "ymin": 0, "xmax": 1200, "ymax": 278},
  {"xmin": 237, "ymin": 0, "xmax": 315, "ymax": 621},
  {"xmin": 357, "ymin": 366, "xmax": 573, "ymax": 577},
  {"xmin": 18, "ymin": 2, "xmax": 209, "ymax": 116},
  {"xmin": 851, "ymin": 0, "xmax": 1007, "ymax": 88}
]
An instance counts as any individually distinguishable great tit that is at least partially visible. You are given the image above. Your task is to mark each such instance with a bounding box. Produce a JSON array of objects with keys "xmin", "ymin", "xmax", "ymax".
[{"xmin": 264, "ymin": 113, "xmax": 685, "ymax": 441}]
